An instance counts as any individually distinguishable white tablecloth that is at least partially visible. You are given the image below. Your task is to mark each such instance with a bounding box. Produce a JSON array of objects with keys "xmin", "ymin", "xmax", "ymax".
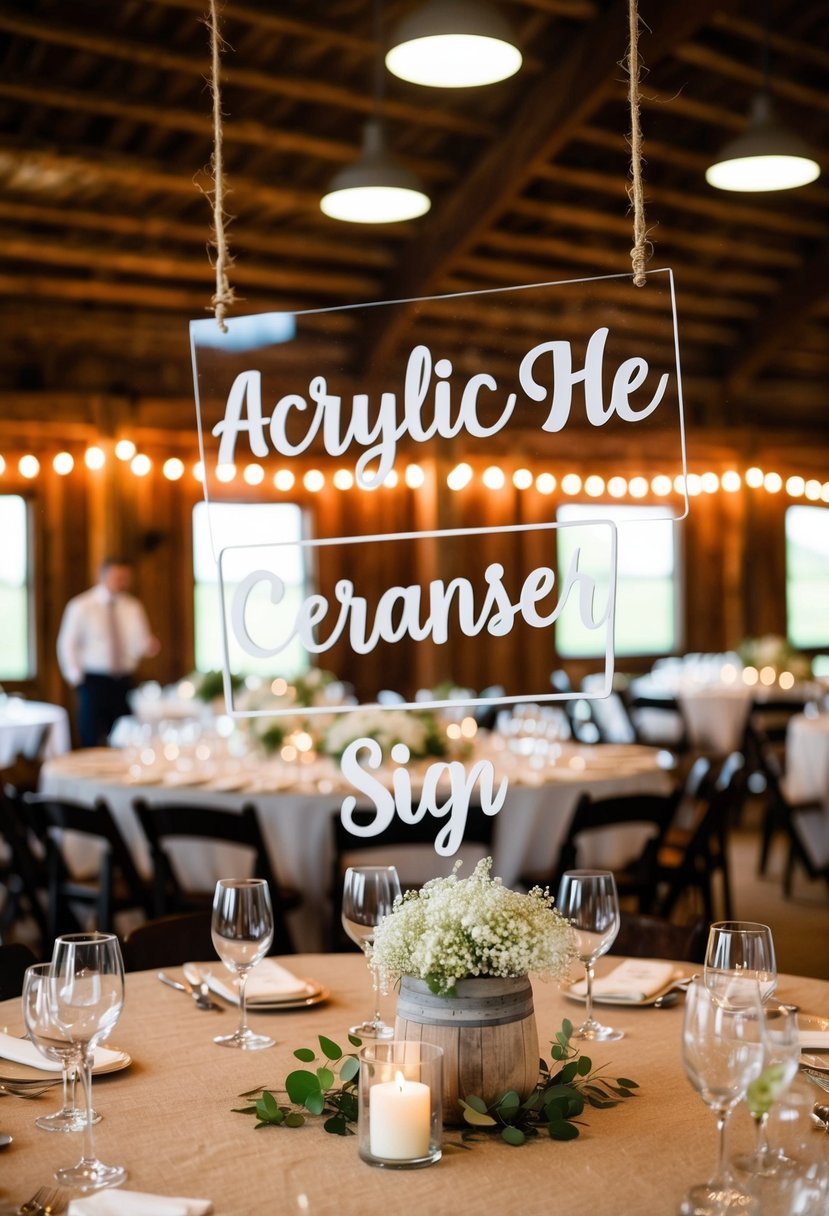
[
  {"xmin": 0, "ymin": 697, "xmax": 71, "ymax": 767},
  {"xmin": 785, "ymin": 713, "xmax": 829, "ymax": 869},
  {"xmin": 40, "ymin": 742, "xmax": 671, "ymax": 949}
]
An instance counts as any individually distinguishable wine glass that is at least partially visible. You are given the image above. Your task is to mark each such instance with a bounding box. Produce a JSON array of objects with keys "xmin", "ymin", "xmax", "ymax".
[
  {"xmin": 50, "ymin": 932, "xmax": 126, "ymax": 1191},
  {"xmin": 22, "ymin": 962, "xmax": 100, "ymax": 1133},
  {"xmin": 704, "ymin": 922, "xmax": 777, "ymax": 1008},
  {"xmin": 556, "ymin": 869, "xmax": 622, "ymax": 1042},
  {"xmin": 680, "ymin": 975, "xmax": 765, "ymax": 1216},
  {"xmin": 341, "ymin": 865, "xmax": 401, "ymax": 1039},
  {"xmin": 211, "ymin": 878, "xmax": 275, "ymax": 1051},
  {"xmin": 733, "ymin": 999, "xmax": 800, "ymax": 1179}
]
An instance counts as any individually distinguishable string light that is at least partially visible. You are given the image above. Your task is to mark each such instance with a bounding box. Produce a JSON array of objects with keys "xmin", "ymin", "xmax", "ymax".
[
  {"xmin": 163, "ymin": 458, "xmax": 184, "ymax": 481},
  {"xmin": 822, "ymin": 483, "xmax": 829, "ymax": 503},
  {"xmin": 745, "ymin": 466, "xmax": 764, "ymax": 488},
  {"xmin": 535, "ymin": 472, "xmax": 556, "ymax": 495},
  {"xmin": 673, "ymin": 474, "xmax": 685, "ymax": 494},
  {"xmin": 243, "ymin": 464, "xmax": 265, "ymax": 486},
  {"xmin": 686, "ymin": 473, "xmax": 702, "ymax": 496},
  {"xmin": 482, "ymin": 466, "xmax": 505, "ymax": 490},
  {"xmin": 629, "ymin": 476, "xmax": 648, "ymax": 498},
  {"xmin": 447, "ymin": 462, "xmax": 473, "ymax": 491},
  {"xmin": 131, "ymin": 453, "xmax": 151, "ymax": 477},
  {"xmin": 84, "ymin": 446, "xmax": 105, "ymax": 470},
  {"xmin": 785, "ymin": 475, "xmax": 805, "ymax": 497},
  {"xmin": 763, "ymin": 471, "xmax": 782, "ymax": 493},
  {"xmin": 53, "ymin": 452, "xmax": 74, "ymax": 475},
  {"xmin": 701, "ymin": 472, "xmax": 719, "ymax": 493},
  {"xmin": 115, "ymin": 439, "xmax": 136, "ymax": 461},
  {"xmin": 609, "ymin": 476, "xmax": 628, "ymax": 498},
  {"xmin": 19, "ymin": 454, "xmax": 39, "ymax": 479},
  {"xmin": 0, "ymin": 455, "xmax": 5, "ymax": 474},
  {"xmin": 805, "ymin": 479, "xmax": 821, "ymax": 501},
  {"xmin": 651, "ymin": 475, "xmax": 672, "ymax": 496},
  {"xmin": 303, "ymin": 469, "xmax": 325, "ymax": 492},
  {"xmin": 561, "ymin": 473, "xmax": 581, "ymax": 495},
  {"xmin": 722, "ymin": 470, "xmax": 741, "ymax": 492},
  {"xmin": 333, "ymin": 468, "xmax": 354, "ymax": 490},
  {"xmin": 512, "ymin": 468, "xmax": 533, "ymax": 490},
  {"xmin": 215, "ymin": 463, "xmax": 236, "ymax": 483},
  {"xmin": 274, "ymin": 469, "xmax": 295, "ymax": 491},
  {"xmin": 405, "ymin": 464, "xmax": 425, "ymax": 489},
  {"xmin": 192, "ymin": 461, "xmax": 205, "ymax": 482},
  {"xmin": 584, "ymin": 474, "xmax": 604, "ymax": 497},
  {"xmin": 383, "ymin": 470, "xmax": 399, "ymax": 488}
]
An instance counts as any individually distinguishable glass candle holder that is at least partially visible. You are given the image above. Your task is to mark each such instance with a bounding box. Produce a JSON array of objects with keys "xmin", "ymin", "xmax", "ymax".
[{"xmin": 358, "ymin": 1041, "xmax": 442, "ymax": 1169}]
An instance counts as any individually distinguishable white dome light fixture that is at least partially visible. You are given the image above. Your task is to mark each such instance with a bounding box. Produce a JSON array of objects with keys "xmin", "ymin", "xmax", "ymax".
[
  {"xmin": 386, "ymin": 0, "xmax": 522, "ymax": 88},
  {"xmin": 706, "ymin": 92, "xmax": 820, "ymax": 193},
  {"xmin": 320, "ymin": 119, "xmax": 431, "ymax": 224}
]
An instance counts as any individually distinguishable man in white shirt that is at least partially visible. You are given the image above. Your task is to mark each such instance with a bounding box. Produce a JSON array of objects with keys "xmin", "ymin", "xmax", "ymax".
[{"xmin": 57, "ymin": 557, "xmax": 160, "ymax": 747}]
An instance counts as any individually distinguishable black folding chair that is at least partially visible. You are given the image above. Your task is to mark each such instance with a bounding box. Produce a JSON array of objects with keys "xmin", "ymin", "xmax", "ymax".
[{"xmin": 121, "ymin": 911, "xmax": 214, "ymax": 972}]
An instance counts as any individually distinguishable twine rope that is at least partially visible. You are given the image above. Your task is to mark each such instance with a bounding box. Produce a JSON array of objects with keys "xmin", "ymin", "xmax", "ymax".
[
  {"xmin": 627, "ymin": 0, "xmax": 648, "ymax": 287},
  {"xmin": 207, "ymin": 0, "xmax": 235, "ymax": 330}
]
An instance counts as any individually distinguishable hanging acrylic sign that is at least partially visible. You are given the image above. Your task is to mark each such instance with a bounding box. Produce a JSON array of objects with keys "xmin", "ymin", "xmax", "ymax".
[{"xmin": 190, "ymin": 269, "xmax": 687, "ymax": 850}]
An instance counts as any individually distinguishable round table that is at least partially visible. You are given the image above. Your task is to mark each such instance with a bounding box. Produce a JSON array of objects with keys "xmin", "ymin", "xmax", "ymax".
[
  {"xmin": 0, "ymin": 956, "xmax": 826, "ymax": 1216},
  {"xmin": 0, "ymin": 698, "xmax": 71, "ymax": 768},
  {"xmin": 40, "ymin": 741, "xmax": 672, "ymax": 950},
  {"xmin": 785, "ymin": 713, "xmax": 829, "ymax": 870}
]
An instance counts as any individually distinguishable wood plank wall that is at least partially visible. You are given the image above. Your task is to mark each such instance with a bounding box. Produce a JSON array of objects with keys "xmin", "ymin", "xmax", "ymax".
[{"xmin": 0, "ymin": 427, "xmax": 817, "ymax": 743}]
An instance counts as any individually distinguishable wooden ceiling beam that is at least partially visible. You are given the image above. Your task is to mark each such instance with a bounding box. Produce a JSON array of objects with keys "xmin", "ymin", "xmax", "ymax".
[
  {"xmin": 674, "ymin": 43, "xmax": 829, "ymax": 114},
  {"xmin": 0, "ymin": 199, "xmax": 394, "ymax": 270},
  {"xmin": 712, "ymin": 12, "xmax": 829, "ymax": 74},
  {"xmin": 0, "ymin": 77, "xmax": 454, "ymax": 182},
  {"xmin": 723, "ymin": 240, "xmax": 829, "ymax": 402},
  {"xmin": 0, "ymin": 7, "xmax": 491, "ymax": 139},
  {"xmin": 363, "ymin": 0, "xmax": 745, "ymax": 367}
]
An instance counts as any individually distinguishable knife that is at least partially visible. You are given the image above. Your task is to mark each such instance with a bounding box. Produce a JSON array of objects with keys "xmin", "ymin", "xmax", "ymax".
[{"xmin": 157, "ymin": 971, "xmax": 220, "ymax": 1011}]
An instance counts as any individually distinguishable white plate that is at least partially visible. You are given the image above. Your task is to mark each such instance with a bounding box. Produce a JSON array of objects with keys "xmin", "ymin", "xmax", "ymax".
[
  {"xmin": 563, "ymin": 979, "xmax": 682, "ymax": 1008},
  {"xmin": 0, "ymin": 1048, "xmax": 131, "ymax": 1081},
  {"xmin": 200, "ymin": 966, "xmax": 328, "ymax": 1011}
]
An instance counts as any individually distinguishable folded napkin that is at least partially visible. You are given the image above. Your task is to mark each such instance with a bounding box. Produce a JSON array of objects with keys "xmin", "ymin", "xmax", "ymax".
[
  {"xmin": 204, "ymin": 958, "xmax": 310, "ymax": 1004},
  {"xmin": 799, "ymin": 1030, "xmax": 829, "ymax": 1051},
  {"xmin": 570, "ymin": 959, "xmax": 676, "ymax": 1002},
  {"xmin": 0, "ymin": 1032, "xmax": 122, "ymax": 1073},
  {"xmin": 68, "ymin": 1190, "xmax": 212, "ymax": 1215}
]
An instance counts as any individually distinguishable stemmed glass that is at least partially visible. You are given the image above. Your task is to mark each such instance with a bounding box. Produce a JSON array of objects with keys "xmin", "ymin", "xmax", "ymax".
[
  {"xmin": 341, "ymin": 865, "xmax": 401, "ymax": 1039},
  {"xmin": 211, "ymin": 878, "xmax": 275, "ymax": 1051},
  {"xmin": 22, "ymin": 962, "xmax": 100, "ymax": 1133},
  {"xmin": 704, "ymin": 922, "xmax": 777, "ymax": 1007},
  {"xmin": 556, "ymin": 869, "xmax": 622, "ymax": 1042},
  {"xmin": 733, "ymin": 999, "xmax": 800, "ymax": 1179},
  {"xmin": 50, "ymin": 932, "xmax": 126, "ymax": 1191},
  {"xmin": 680, "ymin": 976, "xmax": 765, "ymax": 1216}
]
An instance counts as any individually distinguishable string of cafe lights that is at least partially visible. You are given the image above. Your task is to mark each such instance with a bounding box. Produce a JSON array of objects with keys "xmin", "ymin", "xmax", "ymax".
[{"xmin": 0, "ymin": 447, "xmax": 828, "ymax": 503}]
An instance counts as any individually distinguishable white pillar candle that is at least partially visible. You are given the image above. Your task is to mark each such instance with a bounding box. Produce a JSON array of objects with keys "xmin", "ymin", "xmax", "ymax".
[{"xmin": 369, "ymin": 1070, "xmax": 431, "ymax": 1160}]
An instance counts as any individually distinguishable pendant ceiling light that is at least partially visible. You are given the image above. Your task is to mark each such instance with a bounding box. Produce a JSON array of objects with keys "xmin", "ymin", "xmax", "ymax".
[
  {"xmin": 705, "ymin": 92, "xmax": 820, "ymax": 192},
  {"xmin": 320, "ymin": 0, "xmax": 431, "ymax": 224},
  {"xmin": 320, "ymin": 119, "xmax": 431, "ymax": 223},
  {"xmin": 385, "ymin": 0, "xmax": 522, "ymax": 89},
  {"xmin": 705, "ymin": 6, "xmax": 819, "ymax": 194}
]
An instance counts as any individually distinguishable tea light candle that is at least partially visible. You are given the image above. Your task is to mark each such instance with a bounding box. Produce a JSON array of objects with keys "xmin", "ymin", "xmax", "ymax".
[{"xmin": 369, "ymin": 1070, "xmax": 431, "ymax": 1160}]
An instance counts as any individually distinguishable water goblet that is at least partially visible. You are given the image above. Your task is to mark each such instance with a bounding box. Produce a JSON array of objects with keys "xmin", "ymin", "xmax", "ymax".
[
  {"xmin": 22, "ymin": 962, "xmax": 100, "ymax": 1133},
  {"xmin": 704, "ymin": 922, "xmax": 777, "ymax": 1007},
  {"xmin": 680, "ymin": 976, "xmax": 765, "ymax": 1216},
  {"xmin": 733, "ymin": 999, "xmax": 800, "ymax": 1179},
  {"xmin": 211, "ymin": 877, "xmax": 275, "ymax": 1051},
  {"xmin": 50, "ymin": 932, "xmax": 126, "ymax": 1191},
  {"xmin": 341, "ymin": 865, "xmax": 401, "ymax": 1039},
  {"xmin": 556, "ymin": 869, "xmax": 622, "ymax": 1042}
]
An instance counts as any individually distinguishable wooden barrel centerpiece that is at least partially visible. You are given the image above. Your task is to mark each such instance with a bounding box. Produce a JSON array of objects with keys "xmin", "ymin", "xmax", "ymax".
[{"xmin": 394, "ymin": 974, "xmax": 539, "ymax": 1126}]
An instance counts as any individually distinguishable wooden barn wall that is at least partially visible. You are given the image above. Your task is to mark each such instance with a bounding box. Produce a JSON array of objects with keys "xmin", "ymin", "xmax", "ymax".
[{"xmin": 0, "ymin": 427, "xmax": 820, "ymax": 742}]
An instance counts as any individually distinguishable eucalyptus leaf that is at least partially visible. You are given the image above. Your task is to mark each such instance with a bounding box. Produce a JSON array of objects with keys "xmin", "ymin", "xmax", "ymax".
[
  {"xmin": 548, "ymin": 1119, "xmax": 580, "ymax": 1141},
  {"xmin": 559, "ymin": 1061, "xmax": 578, "ymax": 1084},
  {"xmin": 616, "ymin": 1078, "xmax": 639, "ymax": 1089},
  {"xmin": 285, "ymin": 1069, "xmax": 321, "ymax": 1105},
  {"xmin": 316, "ymin": 1067, "xmax": 335, "ymax": 1090},
  {"xmin": 231, "ymin": 1105, "xmax": 259, "ymax": 1114},
  {"xmin": 347, "ymin": 1034, "xmax": 363, "ymax": 1048},
  {"xmin": 284, "ymin": 1112, "xmax": 305, "ymax": 1128},
  {"xmin": 561, "ymin": 1019, "xmax": 573, "ymax": 1038},
  {"xmin": 463, "ymin": 1095, "xmax": 489, "ymax": 1115},
  {"xmin": 304, "ymin": 1090, "xmax": 326, "ymax": 1116},
  {"xmin": 294, "ymin": 1048, "xmax": 316, "ymax": 1063},
  {"xmin": 339, "ymin": 1056, "xmax": 360, "ymax": 1083},
  {"xmin": 260, "ymin": 1091, "xmax": 280, "ymax": 1118},
  {"xmin": 576, "ymin": 1055, "xmax": 592, "ymax": 1076},
  {"xmin": 460, "ymin": 1100, "xmax": 498, "ymax": 1127},
  {"xmin": 324, "ymin": 1115, "xmax": 349, "ymax": 1136},
  {"xmin": 496, "ymin": 1091, "xmax": 521, "ymax": 1112},
  {"xmin": 318, "ymin": 1036, "xmax": 342, "ymax": 1061},
  {"xmin": 502, "ymin": 1126, "xmax": 526, "ymax": 1146}
]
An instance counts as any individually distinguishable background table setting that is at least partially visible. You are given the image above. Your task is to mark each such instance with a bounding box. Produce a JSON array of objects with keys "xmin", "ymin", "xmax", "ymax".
[
  {"xmin": 0, "ymin": 699, "xmax": 71, "ymax": 769},
  {"xmin": 1, "ymin": 953, "xmax": 827, "ymax": 1215}
]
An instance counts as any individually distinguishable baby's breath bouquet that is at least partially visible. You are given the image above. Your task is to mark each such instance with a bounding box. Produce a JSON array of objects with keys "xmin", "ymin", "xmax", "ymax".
[{"xmin": 372, "ymin": 858, "xmax": 575, "ymax": 997}]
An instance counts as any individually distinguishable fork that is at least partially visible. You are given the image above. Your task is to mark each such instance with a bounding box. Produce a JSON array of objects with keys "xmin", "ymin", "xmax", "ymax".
[
  {"xmin": 0, "ymin": 1078, "xmax": 62, "ymax": 1099},
  {"xmin": 17, "ymin": 1187, "xmax": 54, "ymax": 1216}
]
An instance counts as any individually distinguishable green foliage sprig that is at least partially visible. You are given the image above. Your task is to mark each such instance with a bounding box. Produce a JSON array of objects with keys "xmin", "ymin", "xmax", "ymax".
[
  {"xmin": 232, "ymin": 1033, "xmax": 362, "ymax": 1136},
  {"xmin": 232, "ymin": 1021, "xmax": 638, "ymax": 1147},
  {"xmin": 458, "ymin": 1018, "xmax": 638, "ymax": 1147}
]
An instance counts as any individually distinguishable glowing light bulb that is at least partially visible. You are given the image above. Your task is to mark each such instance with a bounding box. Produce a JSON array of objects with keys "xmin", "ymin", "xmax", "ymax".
[
  {"xmin": 686, "ymin": 474, "xmax": 702, "ymax": 497},
  {"xmin": 805, "ymin": 479, "xmax": 821, "ymax": 501},
  {"xmin": 673, "ymin": 474, "xmax": 686, "ymax": 495},
  {"xmin": 18, "ymin": 454, "xmax": 39, "ymax": 479},
  {"xmin": 405, "ymin": 464, "xmax": 425, "ymax": 489},
  {"xmin": 447, "ymin": 462, "xmax": 473, "ymax": 491},
  {"xmin": 778, "ymin": 671, "xmax": 794, "ymax": 690},
  {"xmin": 192, "ymin": 461, "xmax": 205, "ymax": 481},
  {"xmin": 131, "ymin": 453, "xmax": 151, "ymax": 477},
  {"xmin": 701, "ymin": 472, "xmax": 719, "ymax": 493},
  {"xmin": 115, "ymin": 439, "xmax": 136, "ymax": 461},
  {"xmin": 84, "ymin": 446, "xmax": 105, "ymax": 470},
  {"xmin": 763, "ymin": 471, "xmax": 782, "ymax": 493},
  {"xmin": 242, "ymin": 463, "xmax": 264, "ymax": 486},
  {"xmin": 53, "ymin": 452, "xmax": 74, "ymax": 475},
  {"xmin": 721, "ymin": 470, "xmax": 741, "ymax": 492},
  {"xmin": 215, "ymin": 463, "xmax": 236, "ymax": 483},
  {"xmin": 742, "ymin": 665, "xmax": 759, "ymax": 686},
  {"xmin": 274, "ymin": 469, "xmax": 295, "ymax": 491},
  {"xmin": 745, "ymin": 466, "xmax": 764, "ymax": 488},
  {"xmin": 383, "ymin": 470, "xmax": 399, "ymax": 488},
  {"xmin": 535, "ymin": 472, "xmax": 556, "ymax": 495},
  {"xmin": 561, "ymin": 473, "xmax": 581, "ymax": 495},
  {"xmin": 512, "ymin": 468, "xmax": 533, "ymax": 490},
  {"xmin": 163, "ymin": 457, "xmax": 184, "ymax": 481},
  {"xmin": 303, "ymin": 469, "xmax": 324, "ymax": 492},
  {"xmin": 608, "ymin": 476, "xmax": 627, "ymax": 498},
  {"xmin": 0, "ymin": 455, "xmax": 5, "ymax": 475},
  {"xmin": 651, "ymin": 475, "xmax": 672, "ymax": 497},
  {"xmin": 482, "ymin": 466, "xmax": 505, "ymax": 490},
  {"xmin": 629, "ymin": 476, "xmax": 648, "ymax": 498},
  {"xmin": 333, "ymin": 468, "xmax": 354, "ymax": 490},
  {"xmin": 760, "ymin": 665, "xmax": 776, "ymax": 686},
  {"xmin": 822, "ymin": 482, "xmax": 829, "ymax": 503},
  {"xmin": 584, "ymin": 475, "xmax": 604, "ymax": 497},
  {"xmin": 785, "ymin": 476, "xmax": 805, "ymax": 497}
]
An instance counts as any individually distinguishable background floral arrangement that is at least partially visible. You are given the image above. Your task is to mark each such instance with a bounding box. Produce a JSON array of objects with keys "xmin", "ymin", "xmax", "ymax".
[
  {"xmin": 372, "ymin": 858, "xmax": 575, "ymax": 996},
  {"xmin": 737, "ymin": 634, "xmax": 812, "ymax": 680},
  {"xmin": 321, "ymin": 705, "xmax": 446, "ymax": 760},
  {"xmin": 236, "ymin": 669, "xmax": 350, "ymax": 754}
]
